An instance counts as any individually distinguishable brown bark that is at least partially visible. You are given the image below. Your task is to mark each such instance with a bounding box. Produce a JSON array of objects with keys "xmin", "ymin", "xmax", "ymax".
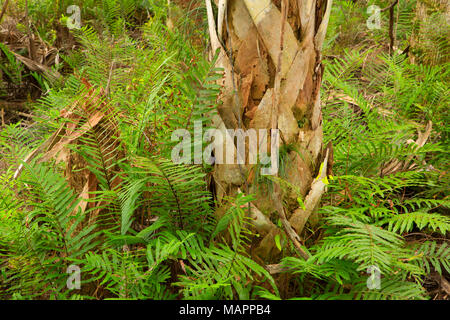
[{"xmin": 206, "ymin": 0, "xmax": 333, "ymax": 261}]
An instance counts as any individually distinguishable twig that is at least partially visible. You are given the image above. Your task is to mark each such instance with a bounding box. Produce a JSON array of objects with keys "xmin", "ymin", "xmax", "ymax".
[
  {"xmin": 289, "ymin": 148, "xmax": 330, "ymax": 235},
  {"xmin": 265, "ymin": 263, "xmax": 290, "ymax": 274},
  {"xmin": 205, "ymin": 0, "xmax": 222, "ymax": 53}
]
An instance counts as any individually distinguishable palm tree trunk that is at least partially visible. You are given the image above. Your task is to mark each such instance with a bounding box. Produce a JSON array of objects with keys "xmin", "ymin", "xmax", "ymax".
[{"xmin": 205, "ymin": 0, "xmax": 333, "ymax": 261}]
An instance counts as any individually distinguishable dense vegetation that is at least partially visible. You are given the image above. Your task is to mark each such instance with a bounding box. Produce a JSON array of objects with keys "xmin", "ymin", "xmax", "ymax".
[{"xmin": 0, "ymin": 0, "xmax": 448, "ymax": 300}]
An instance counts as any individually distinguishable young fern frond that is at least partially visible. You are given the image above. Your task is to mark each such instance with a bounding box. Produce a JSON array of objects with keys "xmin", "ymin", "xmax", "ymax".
[
  {"xmin": 122, "ymin": 156, "xmax": 215, "ymax": 235},
  {"xmin": 347, "ymin": 277, "xmax": 427, "ymax": 300}
]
